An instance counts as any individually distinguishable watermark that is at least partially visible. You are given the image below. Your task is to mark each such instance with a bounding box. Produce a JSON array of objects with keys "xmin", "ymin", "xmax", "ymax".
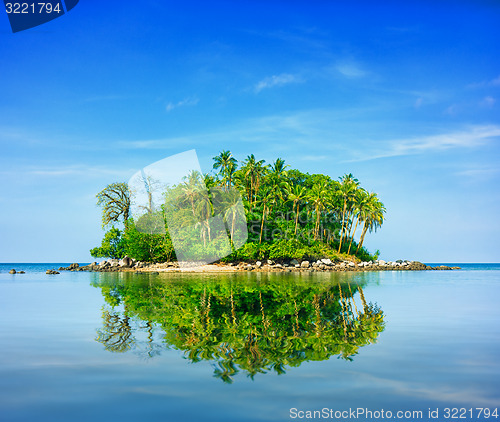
[
  {"xmin": 3, "ymin": 0, "xmax": 79, "ymax": 33},
  {"xmin": 128, "ymin": 150, "xmax": 248, "ymax": 270},
  {"xmin": 289, "ymin": 407, "xmax": 499, "ymax": 420}
]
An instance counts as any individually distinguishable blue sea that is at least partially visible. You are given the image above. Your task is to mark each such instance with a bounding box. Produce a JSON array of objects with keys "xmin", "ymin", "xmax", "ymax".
[{"xmin": 1, "ymin": 263, "xmax": 499, "ymax": 422}]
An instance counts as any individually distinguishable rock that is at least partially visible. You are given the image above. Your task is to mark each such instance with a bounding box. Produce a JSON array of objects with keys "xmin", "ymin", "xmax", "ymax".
[
  {"xmin": 267, "ymin": 260, "xmax": 274, "ymax": 265},
  {"xmin": 348, "ymin": 262, "xmax": 355, "ymax": 267},
  {"xmin": 9, "ymin": 269, "xmax": 16, "ymax": 274},
  {"xmin": 321, "ymin": 258, "xmax": 333, "ymax": 266},
  {"xmin": 378, "ymin": 260, "xmax": 386, "ymax": 266},
  {"xmin": 409, "ymin": 261, "xmax": 428, "ymax": 270},
  {"xmin": 46, "ymin": 270, "xmax": 60, "ymax": 275},
  {"xmin": 290, "ymin": 259, "xmax": 299, "ymax": 266},
  {"xmin": 18, "ymin": 271, "xmax": 25, "ymax": 274},
  {"xmin": 69, "ymin": 263, "xmax": 79, "ymax": 270},
  {"xmin": 255, "ymin": 261, "xmax": 262, "ymax": 268},
  {"xmin": 300, "ymin": 260, "xmax": 310, "ymax": 268},
  {"xmin": 119, "ymin": 256, "xmax": 133, "ymax": 267},
  {"xmin": 295, "ymin": 264, "xmax": 300, "ymax": 268}
]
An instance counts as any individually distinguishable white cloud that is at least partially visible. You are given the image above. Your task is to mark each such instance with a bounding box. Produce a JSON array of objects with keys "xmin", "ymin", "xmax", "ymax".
[
  {"xmin": 350, "ymin": 125, "xmax": 500, "ymax": 161},
  {"xmin": 335, "ymin": 62, "xmax": 367, "ymax": 78},
  {"xmin": 467, "ymin": 74, "xmax": 500, "ymax": 88},
  {"xmin": 456, "ymin": 166, "xmax": 500, "ymax": 180},
  {"xmin": 165, "ymin": 96, "xmax": 199, "ymax": 112},
  {"xmin": 254, "ymin": 73, "xmax": 301, "ymax": 93},
  {"xmin": 480, "ymin": 96, "xmax": 496, "ymax": 107},
  {"xmin": 25, "ymin": 165, "xmax": 133, "ymax": 178}
]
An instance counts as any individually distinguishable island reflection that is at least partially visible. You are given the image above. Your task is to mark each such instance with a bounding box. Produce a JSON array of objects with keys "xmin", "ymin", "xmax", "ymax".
[{"xmin": 91, "ymin": 273, "xmax": 385, "ymax": 383}]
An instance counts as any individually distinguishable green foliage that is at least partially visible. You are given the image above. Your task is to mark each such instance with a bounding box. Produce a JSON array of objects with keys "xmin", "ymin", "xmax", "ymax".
[
  {"xmin": 90, "ymin": 228, "xmax": 126, "ymax": 259},
  {"xmin": 93, "ymin": 150, "xmax": 386, "ymax": 263},
  {"xmin": 122, "ymin": 223, "xmax": 175, "ymax": 262},
  {"xmin": 92, "ymin": 274, "xmax": 385, "ymax": 382}
]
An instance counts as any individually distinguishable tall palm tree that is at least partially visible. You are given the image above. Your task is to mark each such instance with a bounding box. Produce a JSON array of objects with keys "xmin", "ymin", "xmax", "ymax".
[
  {"xmin": 355, "ymin": 194, "xmax": 386, "ymax": 254},
  {"xmin": 285, "ymin": 183, "xmax": 308, "ymax": 235},
  {"xmin": 346, "ymin": 188, "xmax": 369, "ymax": 255},
  {"xmin": 241, "ymin": 154, "xmax": 266, "ymax": 205},
  {"xmin": 307, "ymin": 180, "xmax": 329, "ymax": 240},
  {"xmin": 257, "ymin": 186, "xmax": 276, "ymax": 244},
  {"xmin": 337, "ymin": 173, "xmax": 360, "ymax": 252},
  {"xmin": 213, "ymin": 150, "xmax": 237, "ymax": 189},
  {"xmin": 271, "ymin": 158, "xmax": 288, "ymax": 176}
]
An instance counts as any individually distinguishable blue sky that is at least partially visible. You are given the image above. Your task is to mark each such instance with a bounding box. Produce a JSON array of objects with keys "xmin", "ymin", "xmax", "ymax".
[{"xmin": 1, "ymin": 1, "xmax": 499, "ymax": 263}]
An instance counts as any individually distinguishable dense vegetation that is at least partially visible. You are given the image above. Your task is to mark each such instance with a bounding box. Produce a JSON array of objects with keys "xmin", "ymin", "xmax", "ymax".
[
  {"xmin": 91, "ymin": 151, "xmax": 385, "ymax": 263},
  {"xmin": 92, "ymin": 273, "xmax": 385, "ymax": 382}
]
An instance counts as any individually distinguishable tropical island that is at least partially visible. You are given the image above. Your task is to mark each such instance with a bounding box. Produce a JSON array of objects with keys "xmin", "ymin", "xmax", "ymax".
[{"xmin": 81, "ymin": 150, "xmax": 457, "ymax": 273}]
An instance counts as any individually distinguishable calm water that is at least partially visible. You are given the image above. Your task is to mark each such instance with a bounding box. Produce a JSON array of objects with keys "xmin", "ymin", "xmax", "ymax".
[{"xmin": 1, "ymin": 264, "xmax": 499, "ymax": 422}]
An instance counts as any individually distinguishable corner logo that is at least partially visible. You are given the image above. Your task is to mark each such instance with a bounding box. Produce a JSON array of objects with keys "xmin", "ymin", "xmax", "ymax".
[
  {"xmin": 3, "ymin": 0, "xmax": 79, "ymax": 33},
  {"xmin": 128, "ymin": 150, "xmax": 248, "ymax": 270}
]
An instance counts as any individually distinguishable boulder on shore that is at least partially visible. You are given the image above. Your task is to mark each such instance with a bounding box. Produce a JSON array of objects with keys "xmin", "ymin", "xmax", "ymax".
[
  {"xmin": 9, "ymin": 269, "xmax": 16, "ymax": 274},
  {"xmin": 119, "ymin": 256, "xmax": 133, "ymax": 267}
]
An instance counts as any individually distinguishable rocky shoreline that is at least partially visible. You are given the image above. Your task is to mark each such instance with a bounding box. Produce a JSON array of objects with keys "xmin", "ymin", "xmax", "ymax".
[{"xmin": 51, "ymin": 257, "xmax": 460, "ymax": 274}]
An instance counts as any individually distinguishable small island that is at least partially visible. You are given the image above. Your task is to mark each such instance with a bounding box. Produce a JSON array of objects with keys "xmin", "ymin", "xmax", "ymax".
[{"xmin": 79, "ymin": 150, "xmax": 458, "ymax": 273}]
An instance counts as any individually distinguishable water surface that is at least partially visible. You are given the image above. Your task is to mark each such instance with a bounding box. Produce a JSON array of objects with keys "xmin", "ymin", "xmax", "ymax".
[{"xmin": 1, "ymin": 264, "xmax": 499, "ymax": 421}]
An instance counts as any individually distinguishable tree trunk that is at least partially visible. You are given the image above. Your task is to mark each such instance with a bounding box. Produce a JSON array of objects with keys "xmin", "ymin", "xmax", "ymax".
[
  {"xmin": 347, "ymin": 216, "xmax": 359, "ymax": 255},
  {"xmin": 259, "ymin": 205, "xmax": 266, "ymax": 244},
  {"xmin": 294, "ymin": 202, "xmax": 299, "ymax": 235},
  {"xmin": 338, "ymin": 199, "xmax": 347, "ymax": 252},
  {"xmin": 356, "ymin": 223, "xmax": 368, "ymax": 253}
]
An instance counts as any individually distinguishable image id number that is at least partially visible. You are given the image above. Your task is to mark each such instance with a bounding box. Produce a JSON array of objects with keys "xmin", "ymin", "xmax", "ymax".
[{"xmin": 5, "ymin": 3, "xmax": 62, "ymax": 14}]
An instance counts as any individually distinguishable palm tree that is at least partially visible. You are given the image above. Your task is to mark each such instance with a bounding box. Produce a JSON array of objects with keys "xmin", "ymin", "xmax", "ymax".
[
  {"xmin": 213, "ymin": 150, "xmax": 237, "ymax": 189},
  {"xmin": 355, "ymin": 194, "xmax": 386, "ymax": 254},
  {"xmin": 257, "ymin": 186, "xmax": 276, "ymax": 244},
  {"xmin": 337, "ymin": 174, "xmax": 360, "ymax": 252},
  {"xmin": 285, "ymin": 184, "xmax": 308, "ymax": 235},
  {"xmin": 241, "ymin": 154, "xmax": 266, "ymax": 205},
  {"xmin": 271, "ymin": 158, "xmax": 288, "ymax": 176},
  {"xmin": 307, "ymin": 180, "xmax": 329, "ymax": 240},
  {"xmin": 346, "ymin": 188, "xmax": 369, "ymax": 255}
]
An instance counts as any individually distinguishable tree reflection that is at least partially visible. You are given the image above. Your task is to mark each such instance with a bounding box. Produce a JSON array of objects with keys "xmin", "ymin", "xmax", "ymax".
[
  {"xmin": 96, "ymin": 308, "xmax": 134, "ymax": 353},
  {"xmin": 92, "ymin": 274, "xmax": 384, "ymax": 382}
]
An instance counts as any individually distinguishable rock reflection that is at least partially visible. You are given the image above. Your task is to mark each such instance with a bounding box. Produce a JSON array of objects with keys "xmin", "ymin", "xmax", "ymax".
[{"xmin": 92, "ymin": 274, "xmax": 384, "ymax": 382}]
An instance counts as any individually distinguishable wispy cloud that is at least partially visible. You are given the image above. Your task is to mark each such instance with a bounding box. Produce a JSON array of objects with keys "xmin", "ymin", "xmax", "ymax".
[
  {"xmin": 350, "ymin": 125, "xmax": 500, "ymax": 161},
  {"xmin": 115, "ymin": 137, "xmax": 194, "ymax": 149},
  {"xmin": 24, "ymin": 165, "xmax": 133, "ymax": 178},
  {"xmin": 254, "ymin": 73, "xmax": 301, "ymax": 93},
  {"xmin": 479, "ymin": 96, "xmax": 496, "ymax": 107},
  {"xmin": 455, "ymin": 166, "xmax": 500, "ymax": 180},
  {"xmin": 467, "ymin": 74, "xmax": 500, "ymax": 89},
  {"xmin": 165, "ymin": 96, "xmax": 199, "ymax": 112},
  {"xmin": 335, "ymin": 61, "xmax": 367, "ymax": 78}
]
